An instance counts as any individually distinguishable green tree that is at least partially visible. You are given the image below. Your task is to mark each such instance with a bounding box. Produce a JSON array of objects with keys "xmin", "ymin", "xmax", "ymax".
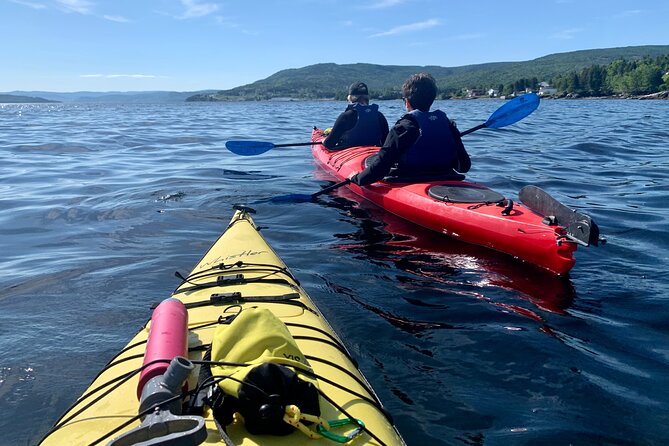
[
  {"xmin": 503, "ymin": 83, "xmax": 515, "ymax": 95},
  {"xmin": 622, "ymin": 64, "xmax": 664, "ymax": 94},
  {"xmin": 566, "ymin": 72, "xmax": 581, "ymax": 93}
]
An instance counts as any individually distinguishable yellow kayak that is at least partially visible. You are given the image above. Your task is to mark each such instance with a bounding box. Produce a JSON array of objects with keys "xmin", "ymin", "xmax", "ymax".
[{"xmin": 39, "ymin": 206, "xmax": 406, "ymax": 446}]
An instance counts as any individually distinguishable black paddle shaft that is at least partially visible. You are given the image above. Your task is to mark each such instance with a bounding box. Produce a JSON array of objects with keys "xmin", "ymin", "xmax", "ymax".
[{"xmin": 311, "ymin": 179, "xmax": 351, "ymax": 199}]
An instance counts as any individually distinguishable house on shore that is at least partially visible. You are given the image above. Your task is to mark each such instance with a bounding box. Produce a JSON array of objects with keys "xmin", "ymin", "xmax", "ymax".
[{"xmin": 538, "ymin": 82, "xmax": 557, "ymax": 96}]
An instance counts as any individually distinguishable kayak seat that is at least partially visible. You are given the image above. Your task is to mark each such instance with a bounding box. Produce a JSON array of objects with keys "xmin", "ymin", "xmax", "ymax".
[
  {"xmin": 428, "ymin": 184, "xmax": 506, "ymax": 203},
  {"xmin": 363, "ymin": 154, "xmax": 466, "ymax": 183}
]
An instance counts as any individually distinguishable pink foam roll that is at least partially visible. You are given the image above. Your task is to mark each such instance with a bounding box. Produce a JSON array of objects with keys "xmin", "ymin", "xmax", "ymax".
[{"xmin": 137, "ymin": 298, "xmax": 189, "ymax": 399}]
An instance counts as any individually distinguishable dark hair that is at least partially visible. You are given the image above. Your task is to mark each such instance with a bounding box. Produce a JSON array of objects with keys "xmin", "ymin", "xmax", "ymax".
[
  {"xmin": 348, "ymin": 81, "xmax": 369, "ymax": 104},
  {"xmin": 402, "ymin": 72, "xmax": 437, "ymax": 111},
  {"xmin": 348, "ymin": 82, "xmax": 369, "ymax": 96}
]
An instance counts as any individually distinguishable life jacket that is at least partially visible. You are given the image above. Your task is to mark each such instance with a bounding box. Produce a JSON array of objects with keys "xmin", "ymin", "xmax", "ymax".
[
  {"xmin": 337, "ymin": 103, "xmax": 384, "ymax": 147},
  {"xmin": 397, "ymin": 109, "xmax": 460, "ymax": 174},
  {"xmin": 207, "ymin": 307, "xmax": 320, "ymax": 436}
]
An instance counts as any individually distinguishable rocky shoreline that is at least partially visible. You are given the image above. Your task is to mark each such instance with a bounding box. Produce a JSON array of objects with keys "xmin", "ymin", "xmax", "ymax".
[{"xmin": 542, "ymin": 91, "xmax": 669, "ymax": 100}]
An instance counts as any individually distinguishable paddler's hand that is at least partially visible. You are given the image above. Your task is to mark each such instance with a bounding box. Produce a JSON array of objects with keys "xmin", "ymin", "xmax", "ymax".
[{"xmin": 347, "ymin": 172, "xmax": 360, "ymax": 186}]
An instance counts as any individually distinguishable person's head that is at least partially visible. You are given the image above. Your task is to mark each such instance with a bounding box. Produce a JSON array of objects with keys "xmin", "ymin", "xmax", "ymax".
[
  {"xmin": 347, "ymin": 81, "xmax": 370, "ymax": 105},
  {"xmin": 402, "ymin": 73, "xmax": 438, "ymax": 112}
]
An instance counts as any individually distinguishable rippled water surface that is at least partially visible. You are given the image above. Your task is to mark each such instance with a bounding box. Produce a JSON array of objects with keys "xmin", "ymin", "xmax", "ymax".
[{"xmin": 1, "ymin": 99, "xmax": 668, "ymax": 445}]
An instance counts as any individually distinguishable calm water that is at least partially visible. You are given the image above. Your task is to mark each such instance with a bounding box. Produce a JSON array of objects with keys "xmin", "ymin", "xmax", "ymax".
[{"xmin": 1, "ymin": 99, "xmax": 668, "ymax": 445}]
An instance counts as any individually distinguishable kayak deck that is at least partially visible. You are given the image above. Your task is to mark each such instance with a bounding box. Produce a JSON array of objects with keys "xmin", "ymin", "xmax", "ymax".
[{"xmin": 39, "ymin": 207, "xmax": 405, "ymax": 446}]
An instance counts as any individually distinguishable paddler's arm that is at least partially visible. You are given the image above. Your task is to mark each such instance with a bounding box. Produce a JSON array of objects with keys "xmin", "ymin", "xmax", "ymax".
[
  {"xmin": 350, "ymin": 116, "xmax": 419, "ymax": 186},
  {"xmin": 449, "ymin": 119, "xmax": 471, "ymax": 173},
  {"xmin": 378, "ymin": 111, "xmax": 390, "ymax": 145},
  {"xmin": 323, "ymin": 108, "xmax": 357, "ymax": 150}
]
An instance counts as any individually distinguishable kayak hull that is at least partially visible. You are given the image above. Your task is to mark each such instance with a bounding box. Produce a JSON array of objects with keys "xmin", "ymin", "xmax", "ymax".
[
  {"xmin": 40, "ymin": 208, "xmax": 406, "ymax": 446},
  {"xmin": 311, "ymin": 128, "xmax": 577, "ymax": 275}
]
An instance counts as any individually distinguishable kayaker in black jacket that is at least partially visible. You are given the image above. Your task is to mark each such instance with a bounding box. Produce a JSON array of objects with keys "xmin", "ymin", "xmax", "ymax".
[
  {"xmin": 349, "ymin": 73, "xmax": 470, "ymax": 185},
  {"xmin": 323, "ymin": 82, "xmax": 389, "ymax": 150}
]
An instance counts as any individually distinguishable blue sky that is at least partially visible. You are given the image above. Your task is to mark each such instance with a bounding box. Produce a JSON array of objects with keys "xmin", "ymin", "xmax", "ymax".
[{"xmin": 2, "ymin": 0, "xmax": 668, "ymax": 92}]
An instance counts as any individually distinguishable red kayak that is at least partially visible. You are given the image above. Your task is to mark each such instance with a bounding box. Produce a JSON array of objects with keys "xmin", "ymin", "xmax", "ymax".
[{"xmin": 310, "ymin": 128, "xmax": 599, "ymax": 275}]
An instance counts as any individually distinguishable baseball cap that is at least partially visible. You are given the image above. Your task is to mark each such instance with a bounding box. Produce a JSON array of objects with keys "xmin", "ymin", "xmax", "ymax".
[{"xmin": 348, "ymin": 82, "xmax": 369, "ymax": 95}]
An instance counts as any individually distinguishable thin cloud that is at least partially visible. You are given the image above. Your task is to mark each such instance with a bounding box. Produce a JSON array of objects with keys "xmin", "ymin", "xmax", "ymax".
[
  {"xmin": 103, "ymin": 14, "xmax": 130, "ymax": 23},
  {"xmin": 370, "ymin": 18, "xmax": 440, "ymax": 37},
  {"xmin": 81, "ymin": 74, "xmax": 163, "ymax": 79},
  {"xmin": 14, "ymin": 0, "xmax": 132, "ymax": 22},
  {"xmin": 179, "ymin": 0, "xmax": 219, "ymax": 19},
  {"xmin": 9, "ymin": 0, "xmax": 47, "ymax": 9},
  {"xmin": 362, "ymin": 0, "xmax": 406, "ymax": 9},
  {"xmin": 56, "ymin": 0, "xmax": 94, "ymax": 14},
  {"xmin": 551, "ymin": 27, "xmax": 582, "ymax": 40},
  {"xmin": 613, "ymin": 9, "xmax": 643, "ymax": 18},
  {"xmin": 213, "ymin": 16, "xmax": 256, "ymax": 35}
]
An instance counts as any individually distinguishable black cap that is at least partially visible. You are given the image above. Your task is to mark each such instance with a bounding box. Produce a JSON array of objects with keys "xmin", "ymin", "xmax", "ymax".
[{"xmin": 348, "ymin": 82, "xmax": 369, "ymax": 96}]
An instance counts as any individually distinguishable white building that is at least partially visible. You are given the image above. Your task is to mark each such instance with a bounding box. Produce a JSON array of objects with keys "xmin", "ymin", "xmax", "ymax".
[{"xmin": 538, "ymin": 82, "xmax": 557, "ymax": 96}]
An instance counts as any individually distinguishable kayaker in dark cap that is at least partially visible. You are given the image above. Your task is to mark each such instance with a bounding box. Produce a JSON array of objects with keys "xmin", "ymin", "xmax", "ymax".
[
  {"xmin": 349, "ymin": 72, "xmax": 470, "ymax": 185},
  {"xmin": 322, "ymin": 81, "xmax": 389, "ymax": 150}
]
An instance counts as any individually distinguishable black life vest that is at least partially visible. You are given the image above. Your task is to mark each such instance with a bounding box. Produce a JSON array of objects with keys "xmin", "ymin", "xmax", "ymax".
[
  {"xmin": 338, "ymin": 103, "xmax": 384, "ymax": 147},
  {"xmin": 397, "ymin": 109, "xmax": 460, "ymax": 173}
]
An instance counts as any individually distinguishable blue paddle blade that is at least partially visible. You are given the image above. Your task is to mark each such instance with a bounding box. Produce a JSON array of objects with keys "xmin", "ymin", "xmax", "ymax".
[
  {"xmin": 485, "ymin": 93, "xmax": 540, "ymax": 129},
  {"xmin": 225, "ymin": 140, "xmax": 275, "ymax": 156}
]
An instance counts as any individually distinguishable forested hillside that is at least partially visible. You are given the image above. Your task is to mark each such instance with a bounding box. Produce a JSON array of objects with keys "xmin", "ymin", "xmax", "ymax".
[{"xmin": 187, "ymin": 45, "xmax": 669, "ymax": 101}]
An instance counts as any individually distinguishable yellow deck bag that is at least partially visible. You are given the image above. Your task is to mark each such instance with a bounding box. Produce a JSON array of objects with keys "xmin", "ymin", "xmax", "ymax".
[{"xmin": 209, "ymin": 307, "xmax": 320, "ymax": 435}]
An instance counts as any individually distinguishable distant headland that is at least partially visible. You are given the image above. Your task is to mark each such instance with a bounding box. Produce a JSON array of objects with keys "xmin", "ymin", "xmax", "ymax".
[{"xmin": 0, "ymin": 94, "xmax": 59, "ymax": 104}]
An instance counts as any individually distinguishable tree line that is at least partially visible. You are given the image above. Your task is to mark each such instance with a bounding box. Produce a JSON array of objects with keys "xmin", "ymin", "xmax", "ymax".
[
  {"xmin": 481, "ymin": 56, "xmax": 669, "ymax": 98},
  {"xmin": 356, "ymin": 56, "xmax": 669, "ymax": 99}
]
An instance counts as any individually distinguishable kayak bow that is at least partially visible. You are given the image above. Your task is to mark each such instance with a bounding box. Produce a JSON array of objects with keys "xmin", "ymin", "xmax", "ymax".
[{"xmin": 39, "ymin": 206, "xmax": 406, "ymax": 446}]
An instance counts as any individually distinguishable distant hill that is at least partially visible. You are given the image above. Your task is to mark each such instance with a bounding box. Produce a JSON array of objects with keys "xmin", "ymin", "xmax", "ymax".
[
  {"xmin": 0, "ymin": 94, "xmax": 59, "ymax": 103},
  {"xmin": 187, "ymin": 45, "xmax": 669, "ymax": 101},
  {"xmin": 1, "ymin": 90, "xmax": 216, "ymax": 103}
]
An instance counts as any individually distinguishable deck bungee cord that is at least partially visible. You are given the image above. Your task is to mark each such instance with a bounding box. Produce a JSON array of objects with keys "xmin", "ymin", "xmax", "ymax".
[
  {"xmin": 41, "ymin": 355, "xmax": 391, "ymax": 446},
  {"xmin": 40, "ymin": 302, "xmax": 394, "ymax": 445},
  {"xmin": 174, "ymin": 261, "xmax": 301, "ymax": 290}
]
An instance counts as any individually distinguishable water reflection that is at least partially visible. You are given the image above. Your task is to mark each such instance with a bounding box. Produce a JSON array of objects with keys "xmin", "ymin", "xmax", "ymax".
[{"xmin": 319, "ymin": 186, "xmax": 576, "ymax": 323}]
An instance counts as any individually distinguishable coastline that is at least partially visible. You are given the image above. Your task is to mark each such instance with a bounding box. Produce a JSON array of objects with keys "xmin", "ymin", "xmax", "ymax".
[{"xmin": 537, "ymin": 90, "xmax": 669, "ymax": 100}]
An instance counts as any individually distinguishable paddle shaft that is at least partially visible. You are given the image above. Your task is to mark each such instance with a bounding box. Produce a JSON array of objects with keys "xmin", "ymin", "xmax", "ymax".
[
  {"xmin": 274, "ymin": 121, "xmax": 492, "ymax": 149},
  {"xmin": 228, "ymin": 93, "xmax": 537, "ymax": 155},
  {"xmin": 270, "ymin": 121, "xmax": 484, "ymax": 152},
  {"xmin": 274, "ymin": 142, "xmax": 318, "ymax": 148},
  {"xmin": 311, "ymin": 179, "xmax": 351, "ymax": 199},
  {"xmin": 459, "ymin": 123, "xmax": 486, "ymax": 137}
]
